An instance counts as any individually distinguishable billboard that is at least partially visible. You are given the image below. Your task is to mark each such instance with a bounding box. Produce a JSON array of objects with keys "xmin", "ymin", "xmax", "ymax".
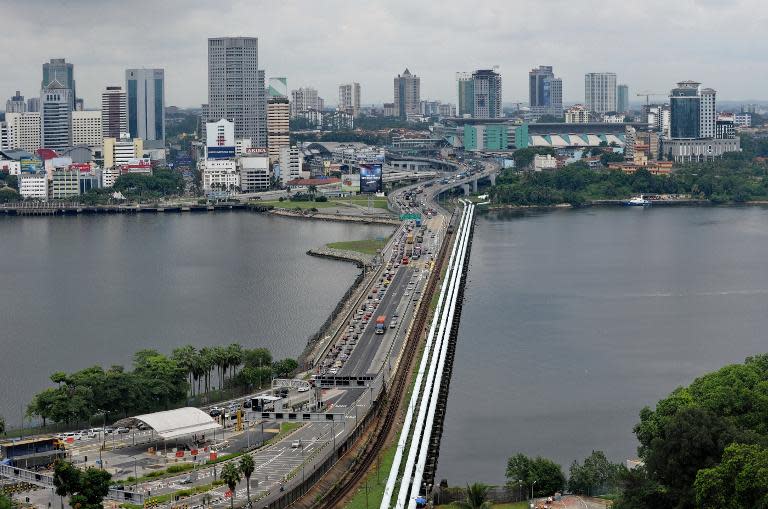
[
  {"xmin": 341, "ymin": 174, "xmax": 360, "ymax": 193},
  {"xmin": 359, "ymin": 164, "xmax": 382, "ymax": 194},
  {"xmin": 207, "ymin": 146, "xmax": 236, "ymax": 160},
  {"xmin": 20, "ymin": 157, "xmax": 43, "ymax": 173}
]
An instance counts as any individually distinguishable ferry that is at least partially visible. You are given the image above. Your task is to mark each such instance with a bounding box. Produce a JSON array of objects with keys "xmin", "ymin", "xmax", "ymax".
[{"xmin": 625, "ymin": 195, "xmax": 651, "ymax": 206}]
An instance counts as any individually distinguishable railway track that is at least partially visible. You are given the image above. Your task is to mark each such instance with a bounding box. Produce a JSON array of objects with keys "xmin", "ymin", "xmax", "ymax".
[{"xmin": 304, "ymin": 216, "xmax": 455, "ymax": 509}]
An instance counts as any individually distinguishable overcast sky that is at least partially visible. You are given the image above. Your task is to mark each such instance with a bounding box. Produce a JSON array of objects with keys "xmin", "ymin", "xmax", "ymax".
[{"xmin": 2, "ymin": 0, "xmax": 767, "ymax": 109}]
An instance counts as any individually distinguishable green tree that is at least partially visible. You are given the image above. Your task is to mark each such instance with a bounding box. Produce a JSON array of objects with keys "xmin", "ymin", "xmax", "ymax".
[
  {"xmin": 53, "ymin": 460, "xmax": 111, "ymax": 509},
  {"xmin": 568, "ymin": 450, "xmax": 623, "ymax": 496},
  {"xmin": 0, "ymin": 187, "xmax": 20, "ymax": 203},
  {"xmin": 220, "ymin": 462, "xmax": 241, "ymax": 509},
  {"xmin": 506, "ymin": 453, "xmax": 565, "ymax": 498},
  {"xmin": 694, "ymin": 443, "xmax": 768, "ymax": 509},
  {"xmin": 0, "ymin": 493, "xmax": 12, "ymax": 509},
  {"xmin": 272, "ymin": 358, "xmax": 298, "ymax": 378},
  {"xmin": 612, "ymin": 466, "xmax": 670, "ymax": 509},
  {"xmin": 239, "ymin": 454, "xmax": 255, "ymax": 509},
  {"xmin": 452, "ymin": 483, "xmax": 492, "ymax": 509},
  {"xmin": 0, "ymin": 415, "xmax": 5, "ymax": 435}
]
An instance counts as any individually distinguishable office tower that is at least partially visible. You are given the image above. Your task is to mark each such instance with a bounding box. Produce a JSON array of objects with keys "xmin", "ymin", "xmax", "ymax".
[
  {"xmin": 394, "ymin": 68, "xmax": 420, "ymax": 119},
  {"xmin": 40, "ymin": 82, "xmax": 73, "ymax": 151},
  {"xmin": 268, "ymin": 97, "xmax": 290, "ymax": 163},
  {"xmin": 103, "ymin": 134, "xmax": 143, "ymax": 169},
  {"xmin": 6, "ymin": 91, "xmax": 26, "ymax": 113},
  {"xmin": 670, "ymin": 81, "xmax": 702, "ymax": 138},
  {"xmin": 471, "ymin": 69, "xmax": 502, "ymax": 118},
  {"xmin": 101, "ymin": 86, "xmax": 128, "ymax": 139},
  {"xmin": 125, "ymin": 69, "xmax": 165, "ymax": 147},
  {"xmin": 338, "ymin": 83, "xmax": 361, "ymax": 117},
  {"xmin": 206, "ymin": 37, "xmax": 267, "ymax": 148},
  {"xmin": 529, "ymin": 65, "xmax": 563, "ymax": 117},
  {"xmin": 617, "ymin": 84, "xmax": 630, "ymax": 113},
  {"xmin": 72, "ymin": 110, "xmax": 103, "ymax": 148},
  {"xmin": 584, "ymin": 72, "xmax": 617, "ymax": 114},
  {"xmin": 42, "ymin": 58, "xmax": 76, "ymax": 110},
  {"xmin": 456, "ymin": 72, "xmax": 474, "ymax": 117},
  {"xmin": 700, "ymin": 88, "xmax": 716, "ymax": 138},
  {"xmin": 290, "ymin": 87, "xmax": 322, "ymax": 117},
  {"xmin": 27, "ymin": 98, "xmax": 40, "ymax": 112},
  {"xmin": 268, "ymin": 77, "xmax": 288, "ymax": 99},
  {"xmin": 2, "ymin": 112, "xmax": 41, "ymax": 152}
]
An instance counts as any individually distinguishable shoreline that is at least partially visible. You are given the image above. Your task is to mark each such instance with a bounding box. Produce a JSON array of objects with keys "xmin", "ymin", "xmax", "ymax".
[{"xmin": 482, "ymin": 199, "xmax": 768, "ymax": 212}]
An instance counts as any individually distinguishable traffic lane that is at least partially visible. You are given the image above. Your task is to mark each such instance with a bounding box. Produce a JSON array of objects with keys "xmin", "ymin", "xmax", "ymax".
[{"xmin": 339, "ymin": 266, "xmax": 412, "ymax": 376}]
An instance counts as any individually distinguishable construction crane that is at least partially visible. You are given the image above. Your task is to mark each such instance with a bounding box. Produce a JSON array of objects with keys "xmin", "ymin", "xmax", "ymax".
[{"xmin": 636, "ymin": 91, "xmax": 666, "ymax": 107}]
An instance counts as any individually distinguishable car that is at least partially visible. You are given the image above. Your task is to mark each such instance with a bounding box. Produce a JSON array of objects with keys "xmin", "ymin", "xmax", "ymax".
[
  {"xmin": 243, "ymin": 399, "xmax": 252, "ymax": 408},
  {"xmin": 110, "ymin": 484, "xmax": 125, "ymax": 491},
  {"xmin": 297, "ymin": 385, "xmax": 310, "ymax": 392},
  {"xmin": 328, "ymin": 368, "xmax": 338, "ymax": 375},
  {"xmin": 178, "ymin": 476, "xmax": 193, "ymax": 485},
  {"xmin": 291, "ymin": 440, "xmax": 301, "ymax": 448},
  {"xmin": 208, "ymin": 408, "xmax": 222, "ymax": 417}
]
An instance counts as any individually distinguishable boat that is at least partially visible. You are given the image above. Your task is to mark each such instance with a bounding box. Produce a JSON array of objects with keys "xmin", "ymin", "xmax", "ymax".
[{"xmin": 625, "ymin": 196, "xmax": 651, "ymax": 206}]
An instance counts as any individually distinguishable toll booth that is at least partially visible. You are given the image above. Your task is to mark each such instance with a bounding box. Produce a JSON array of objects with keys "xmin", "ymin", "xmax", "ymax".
[
  {"xmin": 0, "ymin": 437, "xmax": 65, "ymax": 469},
  {"xmin": 251, "ymin": 395, "xmax": 281, "ymax": 412}
]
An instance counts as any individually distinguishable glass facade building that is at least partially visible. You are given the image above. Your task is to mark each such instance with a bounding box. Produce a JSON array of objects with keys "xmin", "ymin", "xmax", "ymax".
[
  {"xmin": 670, "ymin": 81, "xmax": 701, "ymax": 139},
  {"xmin": 125, "ymin": 68, "xmax": 165, "ymax": 147}
]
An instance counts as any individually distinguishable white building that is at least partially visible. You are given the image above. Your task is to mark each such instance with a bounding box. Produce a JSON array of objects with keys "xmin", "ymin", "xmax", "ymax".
[
  {"xmin": 104, "ymin": 135, "xmax": 143, "ymax": 168},
  {"xmin": 235, "ymin": 139, "xmax": 253, "ymax": 157},
  {"xmin": 584, "ymin": 72, "xmax": 617, "ymax": 114},
  {"xmin": 700, "ymin": 88, "xmax": 716, "ymax": 138},
  {"xmin": 734, "ymin": 113, "xmax": 752, "ymax": 127},
  {"xmin": 290, "ymin": 87, "xmax": 322, "ymax": 118},
  {"xmin": 0, "ymin": 159, "xmax": 21, "ymax": 175},
  {"xmin": 202, "ymin": 159, "xmax": 240, "ymax": 193},
  {"xmin": 602, "ymin": 113, "xmax": 626, "ymax": 123},
  {"xmin": 71, "ymin": 110, "xmax": 103, "ymax": 148},
  {"xmin": 279, "ymin": 146, "xmax": 305, "ymax": 186},
  {"xmin": 533, "ymin": 154, "xmax": 558, "ymax": 171},
  {"xmin": 268, "ymin": 97, "xmax": 290, "ymax": 163},
  {"xmin": 205, "ymin": 118, "xmax": 236, "ymax": 159},
  {"xmin": 338, "ymin": 83, "xmax": 361, "ymax": 117},
  {"xmin": 565, "ymin": 105, "xmax": 590, "ymax": 123},
  {"xmin": 239, "ymin": 153, "xmax": 271, "ymax": 192},
  {"xmin": 19, "ymin": 173, "xmax": 48, "ymax": 200},
  {"xmin": 102, "ymin": 167, "xmax": 121, "ymax": 188},
  {"xmin": 2, "ymin": 112, "xmax": 41, "ymax": 152}
]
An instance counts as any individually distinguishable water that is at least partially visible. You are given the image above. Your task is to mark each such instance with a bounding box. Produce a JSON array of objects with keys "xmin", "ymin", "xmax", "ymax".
[
  {"xmin": 437, "ymin": 206, "xmax": 768, "ymax": 485},
  {"xmin": 0, "ymin": 212, "xmax": 393, "ymax": 426}
]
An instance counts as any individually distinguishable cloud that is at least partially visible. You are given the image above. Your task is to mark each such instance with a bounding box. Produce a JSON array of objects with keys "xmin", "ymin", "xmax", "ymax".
[{"xmin": 1, "ymin": 0, "xmax": 767, "ymax": 108}]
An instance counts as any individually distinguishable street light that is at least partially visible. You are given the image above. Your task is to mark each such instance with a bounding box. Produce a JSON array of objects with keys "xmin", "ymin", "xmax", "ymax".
[{"xmin": 530, "ymin": 480, "xmax": 538, "ymax": 508}]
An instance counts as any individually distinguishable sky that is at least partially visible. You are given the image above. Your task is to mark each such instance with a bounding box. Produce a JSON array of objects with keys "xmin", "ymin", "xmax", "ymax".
[{"xmin": 2, "ymin": 0, "xmax": 767, "ymax": 109}]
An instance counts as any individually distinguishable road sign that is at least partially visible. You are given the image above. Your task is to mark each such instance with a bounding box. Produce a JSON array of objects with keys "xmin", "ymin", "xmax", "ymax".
[{"xmin": 400, "ymin": 213, "xmax": 421, "ymax": 220}]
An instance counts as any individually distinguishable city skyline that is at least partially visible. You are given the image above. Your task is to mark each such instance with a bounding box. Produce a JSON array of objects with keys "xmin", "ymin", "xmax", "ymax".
[{"xmin": 2, "ymin": 0, "xmax": 767, "ymax": 109}]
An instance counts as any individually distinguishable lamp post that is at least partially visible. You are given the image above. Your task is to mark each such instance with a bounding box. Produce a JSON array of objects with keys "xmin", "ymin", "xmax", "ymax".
[{"xmin": 530, "ymin": 480, "xmax": 537, "ymax": 508}]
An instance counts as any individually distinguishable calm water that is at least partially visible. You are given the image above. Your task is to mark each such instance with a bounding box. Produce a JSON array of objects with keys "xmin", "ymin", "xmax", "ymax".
[
  {"xmin": 437, "ymin": 206, "xmax": 768, "ymax": 485},
  {"xmin": 0, "ymin": 213, "xmax": 393, "ymax": 426}
]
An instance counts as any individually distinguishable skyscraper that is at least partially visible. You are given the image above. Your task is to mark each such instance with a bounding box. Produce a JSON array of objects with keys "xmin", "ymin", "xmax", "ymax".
[
  {"xmin": 617, "ymin": 84, "xmax": 630, "ymax": 113},
  {"xmin": 206, "ymin": 37, "xmax": 267, "ymax": 147},
  {"xmin": 125, "ymin": 69, "xmax": 165, "ymax": 147},
  {"xmin": 42, "ymin": 59, "xmax": 76, "ymax": 110},
  {"xmin": 669, "ymin": 81, "xmax": 701, "ymax": 139},
  {"xmin": 529, "ymin": 65, "xmax": 563, "ymax": 117},
  {"xmin": 700, "ymin": 88, "xmax": 716, "ymax": 138},
  {"xmin": 338, "ymin": 83, "xmax": 361, "ymax": 117},
  {"xmin": 268, "ymin": 77, "xmax": 288, "ymax": 99},
  {"xmin": 472, "ymin": 69, "xmax": 502, "ymax": 118},
  {"xmin": 268, "ymin": 97, "xmax": 290, "ymax": 164},
  {"xmin": 6, "ymin": 91, "xmax": 26, "ymax": 113},
  {"xmin": 40, "ymin": 82, "xmax": 72, "ymax": 151},
  {"xmin": 290, "ymin": 87, "xmax": 322, "ymax": 118},
  {"xmin": 584, "ymin": 73, "xmax": 617, "ymax": 114},
  {"xmin": 394, "ymin": 69, "xmax": 420, "ymax": 119},
  {"xmin": 101, "ymin": 86, "xmax": 128, "ymax": 139},
  {"xmin": 456, "ymin": 72, "xmax": 474, "ymax": 117},
  {"xmin": 27, "ymin": 98, "xmax": 40, "ymax": 113}
]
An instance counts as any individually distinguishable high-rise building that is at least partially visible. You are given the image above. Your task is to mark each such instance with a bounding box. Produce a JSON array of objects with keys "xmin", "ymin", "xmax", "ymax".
[
  {"xmin": 125, "ymin": 69, "xmax": 165, "ymax": 147},
  {"xmin": 584, "ymin": 72, "xmax": 617, "ymax": 114},
  {"xmin": 204, "ymin": 118, "xmax": 235, "ymax": 159},
  {"xmin": 26, "ymin": 98, "xmax": 40, "ymax": 113},
  {"xmin": 394, "ymin": 68, "xmax": 420, "ymax": 119},
  {"xmin": 279, "ymin": 145, "xmax": 305, "ymax": 185},
  {"xmin": 472, "ymin": 69, "xmax": 502, "ymax": 118},
  {"xmin": 670, "ymin": 81, "xmax": 702, "ymax": 139},
  {"xmin": 101, "ymin": 86, "xmax": 128, "ymax": 139},
  {"xmin": 6, "ymin": 91, "xmax": 26, "ymax": 113},
  {"xmin": 290, "ymin": 87, "xmax": 322, "ymax": 118},
  {"xmin": 529, "ymin": 66, "xmax": 563, "ymax": 117},
  {"xmin": 206, "ymin": 37, "xmax": 267, "ymax": 148},
  {"xmin": 617, "ymin": 84, "xmax": 630, "ymax": 113},
  {"xmin": 2, "ymin": 112, "xmax": 41, "ymax": 152},
  {"xmin": 268, "ymin": 97, "xmax": 290, "ymax": 163},
  {"xmin": 565, "ymin": 105, "xmax": 590, "ymax": 123},
  {"xmin": 268, "ymin": 77, "xmax": 288, "ymax": 99},
  {"xmin": 42, "ymin": 59, "xmax": 76, "ymax": 110},
  {"xmin": 40, "ymin": 82, "xmax": 73, "ymax": 151},
  {"xmin": 72, "ymin": 110, "xmax": 103, "ymax": 148},
  {"xmin": 103, "ymin": 134, "xmax": 143, "ymax": 168},
  {"xmin": 700, "ymin": 88, "xmax": 716, "ymax": 138},
  {"xmin": 456, "ymin": 72, "xmax": 474, "ymax": 117},
  {"xmin": 338, "ymin": 83, "xmax": 361, "ymax": 117}
]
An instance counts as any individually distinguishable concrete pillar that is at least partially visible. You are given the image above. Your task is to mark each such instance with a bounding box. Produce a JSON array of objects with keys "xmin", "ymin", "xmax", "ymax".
[
  {"xmin": 461, "ymin": 183, "xmax": 470, "ymax": 195},
  {"xmin": 489, "ymin": 173, "xmax": 496, "ymax": 186},
  {"xmin": 472, "ymin": 179, "xmax": 478, "ymax": 193}
]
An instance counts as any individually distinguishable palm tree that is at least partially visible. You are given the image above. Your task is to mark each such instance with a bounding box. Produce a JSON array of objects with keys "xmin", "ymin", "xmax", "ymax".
[
  {"xmin": 308, "ymin": 184, "xmax": 318, "ymax": 198},
  {"xmin": 453, "ymin": 483, "xmax": 492, "ymax": 509},
  {"xmin": 199, "ymin": 347, "xmax": 215, "ymax": 395},
  {"xmin": 239, "ymin": 454, "xmax": 255, "ymax": 508},
  {"xmin": 212, "ymin": 346, "xmax": 229, "ymax": 391},
  {"xmin": 221, "ymin": 463, "xmax": 241, "ymax": 509},
  {"xmin": 227, "ymin": 343, "xmax": 244, "ymax": 381},
  {"xmin": 172, "ymin": 345, "xmax": 197, "ymax": 397}
]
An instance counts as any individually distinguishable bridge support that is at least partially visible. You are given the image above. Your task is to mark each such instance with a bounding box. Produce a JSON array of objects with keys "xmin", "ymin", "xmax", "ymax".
[
  {"xmin": 472, "ymin": 179, "xmax": 478, "ymax": 193},
  {"xmin": 461, "ymin": 183, "xmax": 470, "ymax": 196},
  {"xmin": 489, "ymin": 173, "xmax": 496, "ymax": 186}
]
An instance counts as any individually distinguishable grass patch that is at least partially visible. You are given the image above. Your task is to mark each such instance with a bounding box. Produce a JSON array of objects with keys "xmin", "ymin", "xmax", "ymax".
[
  {"xmin": 327, "ymin": 238, "xmax": 388, "ymax": 255},
  {"xmin": 435, "ymin": 504, "xmax": 528, "ymax": 509},
  {"xmin": 124, "ymin": 463, "xmax": 196, "ymax": 483},
  {"xmin": 332, "ymin": 197, "xmax": 389, "ymax": 210},
  {"xmin": 143, "ymin": 480, "xmax": 226, "ymax": 506},
  {"xmin": 343, "ymin": 440, "xmax": 398, "ymax": 509},
  {"xmin": 258, "ymin": 200, "xmax": 338, "ymax": 209},
  {"xmin": 265, "ymin": 422, "xmax": 303, "ymax": 446}
]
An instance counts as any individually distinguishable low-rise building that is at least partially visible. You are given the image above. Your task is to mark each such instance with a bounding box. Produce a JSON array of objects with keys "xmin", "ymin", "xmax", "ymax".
[
  {"xmin": 279, "ymin": 146, "xmax": 307, "ymax": 186},
  {"xmin": 18, "ymin": 172, "xmax": 48, "ymax": 200},
  {"xmin": 565, "ymin": 105, "xmax": 590, "ymax": 123},
  {"xmin": 662, "ymin": 137, "xmax": 741, "ymax": 163},
  {"xmin": 533, "ymin": 154, "xmax": 557, "ymax": 171},
  {"xmin": 202, "ymin": 159, "xmax": 239, "ymax": 193},
  {"xmin": 50, "ymin": 169, "xmax": 80, "ymax": 199},
  {"xmin": 239, "ymin": 153, "xmax": 271, "ymax": 192},
  {"xmin": 103, "ymin": 134, "xmax": 143, "ymax": 168}
]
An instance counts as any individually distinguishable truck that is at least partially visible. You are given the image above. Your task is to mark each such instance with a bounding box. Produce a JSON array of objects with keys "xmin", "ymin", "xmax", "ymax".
[
  {"xmin": 375, "ymin": 315, "xmax": 386, "ymax": 334},
  {"xmin": 415, "ymin": 218, "xmax": 422, "ymax": 227},
  {"xmin": 406, "ymin": 233, "xmax": 414, "ymax": 244}
]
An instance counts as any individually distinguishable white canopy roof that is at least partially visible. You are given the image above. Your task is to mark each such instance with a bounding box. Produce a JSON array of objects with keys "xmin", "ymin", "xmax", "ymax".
[{"xmin": 134, "ymin": 407, "xmax": 222, "ymax": 440}]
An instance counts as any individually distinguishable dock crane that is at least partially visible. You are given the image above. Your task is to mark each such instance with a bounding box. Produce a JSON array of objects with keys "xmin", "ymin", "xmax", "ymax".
[{"xmin": 636, "ymin": 91, "xmax": 666, "ymax": 107}]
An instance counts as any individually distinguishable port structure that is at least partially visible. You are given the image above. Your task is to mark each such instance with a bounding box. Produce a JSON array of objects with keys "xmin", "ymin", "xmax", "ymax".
[{"xmin": 380, "ymin": 199, "xmax": 475, "ymax": 509}]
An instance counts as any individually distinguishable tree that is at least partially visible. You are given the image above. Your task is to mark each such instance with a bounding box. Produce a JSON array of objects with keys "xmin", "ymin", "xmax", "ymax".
[
  {"xmin": 272, "ymin": 358, "xmax": 298, "ymax": 378},
  {"xmin": 53, "ymin": 460, "xmax": 112, "ymax": 509},
  {"xmin": 694, "ymin": 443, "xmax": 768, "ymax": 509},
  {"xmin": 307, "ymin": 185, "xmax": 318, "ymax": 198},
  {"xmin": 0, "ymin": 493, "xmax": 12, "ymax": 509},
  {"xmin": 221, "ymin": 462, "xmax": 241, "ymax": 509},
  {"xmin": 0, "ymin": 187, "xmax": 20, "ymax": 204},
  {"xmin": 568, "ymin": 450, "xmax": 623, "ymax": 496},
  {"xmin": 452, "ymin": 483, "xmax": 492, "ymax": 509},
  {"xmin": 239, "ymin": 454, "xmax": 255, "ymax": 508},
  {"xmin": 506, "ymin": 454, "xmax": 565, "ymax": 498},
  {"xmin": 612, "ymin": 466, "xmax": 670, "ymax": 509},
  {"xmin": 0, "ymin": 415, "xmax": 4, "ymax": 435}
]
